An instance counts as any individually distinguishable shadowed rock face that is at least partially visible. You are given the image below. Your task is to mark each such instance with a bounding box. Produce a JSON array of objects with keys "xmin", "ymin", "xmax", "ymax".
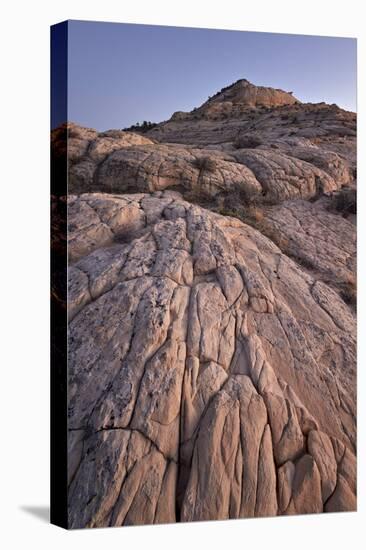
[
  {"xmin": 60, "ymin": 79, "xmax": 357, "ymax": 528},
  {"xmin": 66, "ymin": 191, "xmax": 356, "ymax": 528}
]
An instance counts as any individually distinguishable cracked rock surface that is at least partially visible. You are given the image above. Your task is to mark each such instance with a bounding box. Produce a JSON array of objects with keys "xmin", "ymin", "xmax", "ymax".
[
  {"xmin": 54, "ymin": 94, "xmax": 356, "ymax": 206},
  {"xmin": 58, "ymin": 78, "xmax": 357, "ymax": 528},
  {"xmin": 67, "ymin": 190, "xmax": 356, "ymax": 528},
  {"xmin": 259, "ymin": 197, "xmax": 356, "ymax": 296}
]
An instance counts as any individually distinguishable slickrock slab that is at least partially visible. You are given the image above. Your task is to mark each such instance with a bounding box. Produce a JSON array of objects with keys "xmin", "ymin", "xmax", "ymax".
[
  {"xmin": 67, "ymin": 191, "xmax": 356, "ymax": 528},
  {"xmin": 259, "ymin": 197, "xmax": 356, "ymax": 300},
  {"xmin": 66, "ymin": 135, "xmax": 353, "ymax": 204}
]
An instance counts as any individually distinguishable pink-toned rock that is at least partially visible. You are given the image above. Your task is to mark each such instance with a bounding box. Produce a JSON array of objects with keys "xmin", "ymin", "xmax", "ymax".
[{"xmin": 65, "ymin": 191, "xmax": 356, "ymax": 527}]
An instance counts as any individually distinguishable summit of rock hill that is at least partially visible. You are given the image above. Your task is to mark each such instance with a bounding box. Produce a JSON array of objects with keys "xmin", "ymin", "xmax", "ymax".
[{"xmin": 171, "ymin": 78, "xmax": 300, "ymax": 122}]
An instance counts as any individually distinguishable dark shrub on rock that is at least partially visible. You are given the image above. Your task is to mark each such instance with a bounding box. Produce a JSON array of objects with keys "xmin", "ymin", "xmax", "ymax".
[
  {"xmin": 329, "ymin": 187, "xmax": 357, "ymax": 215},
  {"xmin": 234, "ymin": 133, "xmax": 262, "ymax": 149},
  {"xmin": 192, "ymin": 156, "xmax": 217, "ymax": 172}
]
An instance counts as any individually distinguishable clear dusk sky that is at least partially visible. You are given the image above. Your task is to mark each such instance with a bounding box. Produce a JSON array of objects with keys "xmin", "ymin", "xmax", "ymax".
[{"xmin": 63, "ymin": 20, "xmax": 356, "ymax": 131}]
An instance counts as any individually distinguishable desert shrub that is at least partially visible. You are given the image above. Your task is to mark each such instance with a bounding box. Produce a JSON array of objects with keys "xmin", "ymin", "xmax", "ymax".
[
  {"xmin": 234, "ymin": 133, "xmax": 262, "ymax": 149},
  {"xmin": 122, "ymin": 121, "xmax": 157, "ymax": 133},
  {"xmin": 215, "ymin": 207, "xmax": 241, "ymax": 219},
  {"xmin": 223, "ymin": 187, "xmax": 254, "ymax": 209},
  {"xmin": 289, "ymin": 254, "xmax": 316, "ymax": 270},
  {"xmin": 247, "ymin": 206, "xmax": 264, "ymax": 223},
  {"xmin": 192, "ymin": 156, "xmax": 217, "ymax": 172},
  {"xmin": 184, "ymin": 185, "xmax": 214, "ymax": 205},
  {"xmin": 215, "ymin": 190, "xmax": 269, "ymax": 225},
  {"xmin": 329, "ymin": 188, "xmax": 357, "ymax": 215},
  {"xmin": 215, "ymin": 196, "xmax": 298, "ymax": 254},
  {"xmin": 339, "ymin": 280, "xmax": 357, "ymax": 307}
]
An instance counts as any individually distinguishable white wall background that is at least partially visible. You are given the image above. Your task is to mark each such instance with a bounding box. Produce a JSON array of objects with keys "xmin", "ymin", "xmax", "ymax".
[{"xmin": 0, "ymin": 0, "xmax": 364, "ymax": 548}]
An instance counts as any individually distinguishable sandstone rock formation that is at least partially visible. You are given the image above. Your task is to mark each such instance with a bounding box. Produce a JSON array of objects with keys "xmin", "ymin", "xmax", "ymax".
[
  {"xmin": 66, "ymin": 190, "xmax": 356, "ymax": 527},
  {"xmin": 59, "ymin": 78, "xmax": 357, "ymax": 528},
  {"xmin": 58, "ymin": 82, "xmax": 355, "ymax": 206},
  {"xmin": 171, "ymin": 78, "xmax": 299, "ymax": 121},
  {"xmin": 256, "ymin": 196, "xmax": 356, "ymax": 303}
]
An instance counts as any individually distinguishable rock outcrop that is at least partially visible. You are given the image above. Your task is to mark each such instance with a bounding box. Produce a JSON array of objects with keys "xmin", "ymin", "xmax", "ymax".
[
  {"xmin": 171, "ymin": 79, "xmax": 299, "ymax": 122},
  {"xmin": 64, "ymin": 130, "xmax": 354, "ymax": 205},
  {"xmin": 58, "ymin": 78, "xmax": 357, "ymax": 528},
  {"xmin": 58, "ymin": 81, "xmax": 355, "ymax": 205},
  {"xmin": 66, "ymin": 191, "xmax": 356, "ymax": 528},
  {"xmin": 257, "ymin": 197, "xmax": 356, "ymax": 300}
]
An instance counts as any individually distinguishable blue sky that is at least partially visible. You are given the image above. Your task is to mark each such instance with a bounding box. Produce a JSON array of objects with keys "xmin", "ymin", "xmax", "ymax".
[{"xmin": 65, "ymin": 20, "xmax": 356, "ymax": 130}]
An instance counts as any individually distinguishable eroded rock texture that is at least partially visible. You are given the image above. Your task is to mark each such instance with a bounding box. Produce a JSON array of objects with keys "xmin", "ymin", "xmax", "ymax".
[
  {"xmin": 259, "ymin": 197, "xmax": 356, "ymax": 298},
  {"xmin": 67, "ymin": 191, "xmax": 356, "ymax": 528},
  {"xmin": 55, "ymin": 83, "xmax": 356, "ymax": 206},
  {"xmin": 61, "ymin": 78, "xmax": 356, "ymax": 528}
]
